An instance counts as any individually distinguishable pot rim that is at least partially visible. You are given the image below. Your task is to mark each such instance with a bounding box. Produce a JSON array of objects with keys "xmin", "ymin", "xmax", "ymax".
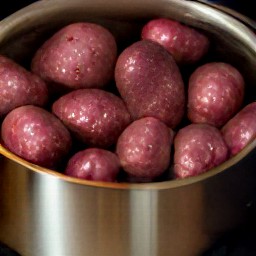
[
  {"xmin": 195, "ymin": 0, "xmax": 256, "ymax": 31},
  {"xmin": 0, "ymin": 0, "xmax": 255, "ymax": 190},
  {"xmin": 1, "ymin": 139, "xmax": 256, "ymax": 190}
]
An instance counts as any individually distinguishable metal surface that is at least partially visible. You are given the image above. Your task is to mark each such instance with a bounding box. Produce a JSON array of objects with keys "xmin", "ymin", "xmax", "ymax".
[
  {"xmin": 0, "ymin": 0, "xmax": 255, "ymax": 255},
  {"xmin": 195, "ymin": 0, "xmax": 256, "ymax": 31},
  {"xmin": 1, "ymin": 148, "xmax": 256, "ymax": 256}
]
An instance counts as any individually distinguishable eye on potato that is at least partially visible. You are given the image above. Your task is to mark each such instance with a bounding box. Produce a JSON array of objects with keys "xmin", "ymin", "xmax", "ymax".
[
  {"xmin": 187, "ymin": 62, "xmax": 245, "ymax": 127},
  {"xmin": 116, "ymin": 117, "xmax": 173, "ymax": 180},
  {"xmin": 141, "ymin": 18, "xmax": 210, "ymax": 65},
  {"xmin": 1, "ymin": 105, "xmax": 72, "ymax": 168},
  {"xmin": 174, "ymin": 123, "xmax": 229, "ymax": 179},
  {"xmin": 65, "ymin": 148, "xmax": 120, "ymax": 182},
  {"xmin": 52, "ymin": 88, "xmax": 131, "ymax": 148},
  {"xmin": 221, "ymin": 102, "xmax": 256, "ymax": 156},
  {"xmin": 31, "ymin": 22, "xmax": 117, "ymax": 91},
  {"xmin": 115, "ymin": 39, "xmax": 185, "ymax": 128},
  {"xmin": 0, "ymin": 54, "xmax": 48, "ymax": 116}
]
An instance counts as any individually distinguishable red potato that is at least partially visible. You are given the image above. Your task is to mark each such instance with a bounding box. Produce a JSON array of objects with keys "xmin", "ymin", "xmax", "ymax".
[
  {"xmin": 115, "ymin": 40, "xmax": 185, "ymax": 128},
  {"xmin": 52, "ymin": 88, "xmax": 131, "ymax": 148},
  {"xmin": 221, "ymin": 102, "xmax": 256, "ymax": 156},
  {"xmin": 65, "ymin": 148, "xmax": 120, "ymax": 182},
  {"xmin": 1, "ymin": 105, "xmax": 72, "ymax": 168},
  {"xmin": 116, "ymin": 117, "xmax": 173, "ymax": 180},
  {"xmin": 31, "ymin": 22, "xmax": 117, "ymax": 91},
  {"xmin": 174, "ymin": 123, "xmax": 229, "ymax": 179},
  {"xmin": 187, "ymin": 62, "xmax": 245, "ymax": 127},
  {"xmin": 0, "ymin": 54, "xmax": 48, "ymax": 116},
  {"xmin": 141, "ymin": 18, "xmax": 210, "ymax": 65}
]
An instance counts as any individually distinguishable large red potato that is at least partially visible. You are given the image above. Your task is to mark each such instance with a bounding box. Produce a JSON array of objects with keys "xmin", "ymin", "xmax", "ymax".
[
  {"xmin": 174, "ymin": 123, "xmax": 229, "ymax": 179},
  {"xmin": 115, "ymin": 40, "xmax": 185, "ymax": 128},
  {"xmin": 221, "ymin": 102, "xmax": 256, "ymax": 156},
  {"xmin": 116, "ymin": 117, "xmax": 173, "ymax": 180},
  {"xmin": 187, "ymin": 62, "xmax": 245, "ymax": 127},
  {"xmin": 141, "ymin": 18, "xmax": 210, "ymax": 65},
  {"xmin": 52, "ymin": 89, "xmax": 131, "ymax": 148},
  {"xmin": 1, "ymin": 105, "xmax": 72, "ymax": 168},
  {"xmin": 65, "ymin": 148, "xmax": 120, "ymax": 182},
  {"xmin": 0, "ymin": 54, "xmax": 48, "ymax": 116},
  {"xmin": 31, "ymin": 22, "xmax": 117, "ymax": 91}
]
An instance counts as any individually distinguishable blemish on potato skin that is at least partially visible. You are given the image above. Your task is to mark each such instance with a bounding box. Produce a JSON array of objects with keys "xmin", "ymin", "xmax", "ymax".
[{"xmin": 66, "ymin": 36, "xmax": 74, "ymax": 42}]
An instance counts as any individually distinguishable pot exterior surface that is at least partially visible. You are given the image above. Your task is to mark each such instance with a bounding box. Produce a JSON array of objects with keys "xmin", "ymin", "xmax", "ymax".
[
  {"xmin": 0, "ymin": 153, "xmax": 256, "ymax": 256},
  {"xmin": 0, "ymin": 0, "xmax": 255, "ymax": 256}
]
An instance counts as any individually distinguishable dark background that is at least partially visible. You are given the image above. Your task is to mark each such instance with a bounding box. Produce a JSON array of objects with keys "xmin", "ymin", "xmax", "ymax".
[
  {"xmin": 209, "ymin": 0, "xmax": 254, "ymax": 19},
  {"xmin": 0, "ymin": 1, "xmax": 255, "ymax": 255},
  {"xmin": 0, "ymin": 1, "xmax": 35, "ymax": 20}
]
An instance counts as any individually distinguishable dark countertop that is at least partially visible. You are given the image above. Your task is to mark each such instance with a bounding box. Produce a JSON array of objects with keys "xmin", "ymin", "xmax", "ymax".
[
  {"xmin": 1, "ymin": 211, "xmax": 256, "ymax": 255},
  {"xmin": 203, "ymin": 207, "xmax": 256, "ymax": 256}
]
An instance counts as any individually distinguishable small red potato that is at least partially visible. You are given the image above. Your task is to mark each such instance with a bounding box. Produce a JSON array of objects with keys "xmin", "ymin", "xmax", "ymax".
[
  {"xmin": 141, "ymin": 18, "xmax": 210, "ymax": 65},
  {"xmin": 1, "ymin": 105, "xmax": 72, "ymax": 168},
  {"xmin": 187, "ymin": 62, "xmax": 245, "ymax": 127},
  {"xmin": 221, "ymin": 102, "xmax": 256, "ymax": 156},
  {"xmin": 174, "ymin": 123, "xmax": 229, "ymax": 179},
  {"xmin": 65, "ymin": 148, "xmax": 120, "ymax": 182},
  {"xmin": 0, "ymin": 54, "xmax": 48, "ymax": 116},
  {"xmin": 31, "ymin": 22, "xmax": 117, "ymax": 90},
  {"xmin": 116, "ymin": 117, "xmax": 173, "ymax": 180},
  {"xmin": 52, "ymin": 88, "xmax": 131, "ymax": 148},
  {"xmin": 115, "ymin": 40, "xmax": 185, "ymax": 128}
]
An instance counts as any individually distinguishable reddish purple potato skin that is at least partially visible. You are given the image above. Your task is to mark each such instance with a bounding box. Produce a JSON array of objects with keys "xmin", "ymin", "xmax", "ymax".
[
  {"xmin": 52, "ymin": 88, "xmax": 131, "ymax": 148},
  {"xmin": 116, "ymin": 117, "xmax": 173, "ymax": 179},
  {"xmin": 115, "ymin": 40, "xmax": 185, "ymax": 128},
  {"xmin": 141, "ymin": 18, "xmax": 210, "ymax": 65},
  {"xmin": 174, "ymin": 123, "xmax": 229, "ymax": 179},
  {"xmin": 1, "ymin": 105, "xmax": 72, "ymax": 169},
  {"xmin": 0, "ymin": 55, "xmax": 48, "ymax": 116},
  {"xmin": 188, "ymin": 62, "xmax": 245, "ymax": 127},
  {"xmin": 65, "ymin": 148, "xmax": 120, "ymax": 182},
  {"xmin": 221, "ymin": 102, "xmax": 256, "ymax": 156},
  {"xmin": 31, "ymin": 22, "xmax": 117, "ymax": 90}
]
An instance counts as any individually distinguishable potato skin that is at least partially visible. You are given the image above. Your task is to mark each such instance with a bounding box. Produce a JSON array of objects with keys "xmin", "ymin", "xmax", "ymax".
[
  {"xmin": 221, "ymin": 102, "xmax": 256, "ymax": 156},
  {"xmin": 31, "ymin": 22, "xmax": 117, "ymax": 90},
  {"xmin": 141, "ymin": 18, "xmax": 210, "ymax": 65},
  {"xmin": 116, "ymin": 117, "xmax": 173, "ymax": 180},
  {"xmin": 187, "ymin": 62, "xmax": 244, "ymax": 127},
  {"xmin": 115, "ymin": 40, "xmax": 185, "ymax": 128},
  {"xmin": 52, "ymin": 89, "xmax": 131, "ymax": 148},
  {"xmin": 1, "ymin": 105, "xmax": 72, "ymax": 168},
  {"xmin": 65, "ymin": 148, "xmax": 120, "ymax": 182},
  {"xmin": 0, "ymin": 55, "xmax": 48, "ymax": 116},
  {"xmin": 174, "ymin": 123, "xmax": 229, "ymax": 179}
]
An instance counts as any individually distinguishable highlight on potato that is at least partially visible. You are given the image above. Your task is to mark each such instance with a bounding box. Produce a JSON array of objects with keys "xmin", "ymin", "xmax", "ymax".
[{"xmin": 0, "ymin": 18, "xmax": 255, "ymax": 183}]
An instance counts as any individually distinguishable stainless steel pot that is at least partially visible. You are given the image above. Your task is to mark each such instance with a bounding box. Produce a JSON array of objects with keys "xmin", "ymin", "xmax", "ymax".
[{"xmin": 0, "ymin": 0, "xmax": 255, "ymax": 255}]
